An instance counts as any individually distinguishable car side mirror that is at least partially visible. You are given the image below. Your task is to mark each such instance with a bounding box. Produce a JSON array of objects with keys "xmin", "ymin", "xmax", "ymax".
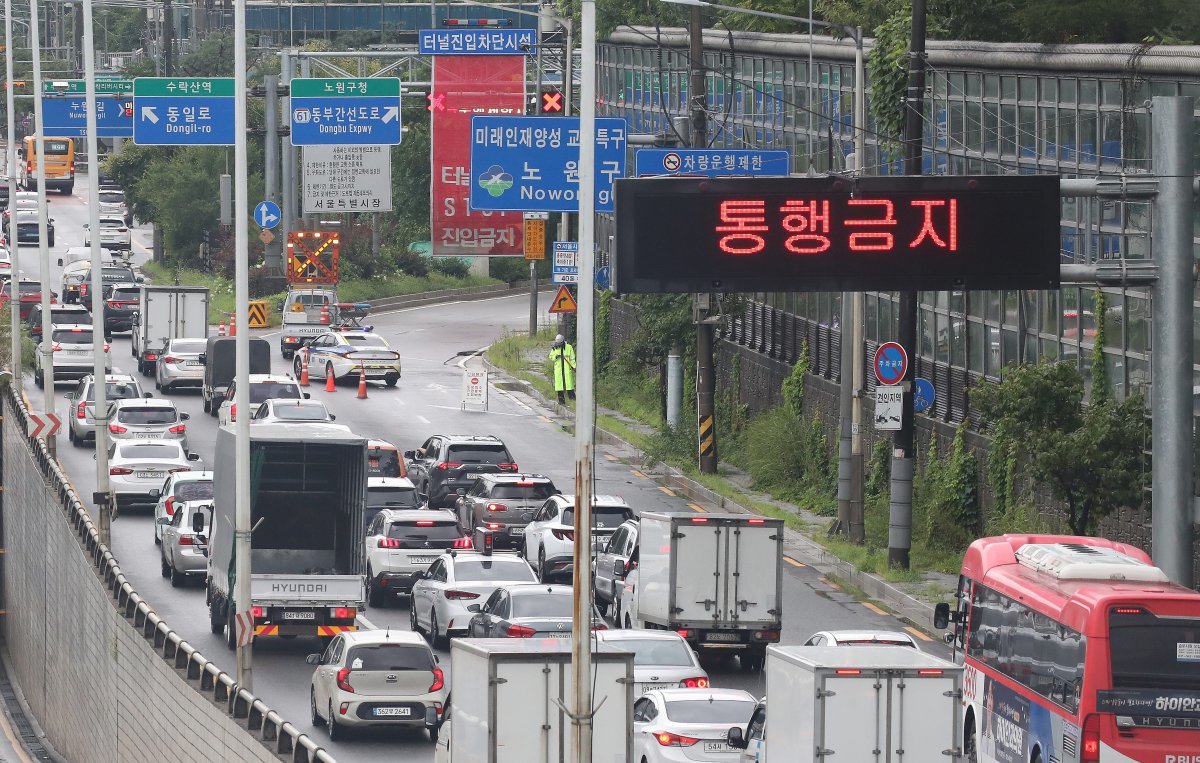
[
  {"xmin": 329, "ymin": 414, "xmax": 336, "ymax": 421},
  {"xmin": 466, "ymin": 604, "xmax": 480, "ymax": 613},
  {"xmin": 143, "ymin": 392, "xmax": 152, "ymax": 398},
  {"xmin": 305, "ymin": 654, "xmax": 320, "ymax": 665},
  {"xmin": 417, "ymin": 493, "xmax": 428, "ymax": 504},
  {"xmin": 302, "ymin": 392, "xmax": 311, "ymax": 399},
  {"xmin": 404, "ymin": 450, "xmax": 416, "ymax": 460},
  {"xmin": 456, "ymin": 488, "xmax": 466, "ymax": 496},
  {"xmin": 424, "ymin": 706, "xmax": 440, "ymax": 728},
  {"xmin": 726, "ymin": 727, "xmax": 747, "ymax": 749},
  {"xmin": 82, "ymin": 224, "xmax": 88, "ymax": 230},
  {"xmin": 149, "ymin": 488, "xmax": 161, "ymax": 500},
  {"xmin": 933, "ymin": 602, "xmax": 951, "ymax": 630},
  {"xmin": 56, "ymin": 257, "xmax": 62, "ymax": 266},
  {"xmin": 198, "ymin": 353, "xmax": 206, "ymax": 365},
  {"xmin": 191, "ymin": 512, "xmax": 205, "ymax": 534},
  {"xmin": 187, "ymin": 453, "xmax": 201, "ymax": 462},
  {"xmin": 135, "ymin": 276, "xmax": 144, "ymax": 283},
  {"xmin": 105, "ymin": 335, "xmax": 113, "ymax": 343},
  {"xmin": 180, "ymin": 413, "xmax": 190, "ymax": 421}
]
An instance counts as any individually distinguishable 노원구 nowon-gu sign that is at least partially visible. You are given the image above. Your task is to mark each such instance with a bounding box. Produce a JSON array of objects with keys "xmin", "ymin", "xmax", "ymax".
[{"xmin": 613, "ymin": 175, "xmax": 1061, "ymax": 294}]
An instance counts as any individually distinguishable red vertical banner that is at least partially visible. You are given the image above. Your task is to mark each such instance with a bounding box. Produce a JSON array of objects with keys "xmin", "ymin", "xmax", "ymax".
[{"xmin": 431, "ymin": 55, "xmax": 526, "ymax": 256}]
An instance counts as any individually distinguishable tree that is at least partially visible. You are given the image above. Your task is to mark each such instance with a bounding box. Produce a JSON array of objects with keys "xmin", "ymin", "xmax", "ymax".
[{"xmin": 971, "ymin": 362, "xmax": 1148, "ymax": 536}]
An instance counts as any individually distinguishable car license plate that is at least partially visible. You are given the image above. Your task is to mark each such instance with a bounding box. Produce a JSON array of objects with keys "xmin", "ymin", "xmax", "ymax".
[
  {"xmin": 281, "ymin": 611, "xmax": 315, "ymax": 620},
  {"xmin": 185, "ymin": 361, "xmax": 203, "ymax": 367},
  {"xmin": 134, "ymin": 471, "xmax": 163, "ymax": 479},
  {"xmin": 703, "ymin": 741, "xmax": 735, "ymax": 753},
  {"xmin": 705, "ymin": 632, "xmax": 742, "ymax": 643},
  {"xmin": 546, "ymin": 632, "xmax": 571, "ymax": 639},
  {"xmin": 64, "ymin": 350, "xmax": 87, "ymax": 356},
  {"xmin": 373, "ymin": 707, "xmax": 412, "ymax": 717},
  {"xmin": 135, "ymin": 432, "xmax": 161, "ymax": 439},
  {"xmin": 408, "ymin": 556, "xmax": 437, "ymax": 565},
  {"xmin": 638, "ymin": 683, "xmax": 670, "ymax": 693},
  {"xmin": 510, "ymin": 527, "xmax": 522, "ymax": 535}
]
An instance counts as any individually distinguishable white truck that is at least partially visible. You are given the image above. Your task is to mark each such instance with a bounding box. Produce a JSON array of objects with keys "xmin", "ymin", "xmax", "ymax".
[
  {"xmin": 131, "ymin": 285, "xmax": 209, "ymax": 376},
  {"xmin": 726, "ymin": 645, "xmax": 964, "ymax": 763},
  {"xmin": 443, "ymin": 639, "xmax": 634, "ymax": 763},
  {"xmin": 279, "ymin": 287, "xmax": 336, "ymax": 359},
  {"xmin": 205, "ymin": 423, "xmax": 367, "ymax": 648},
  {"xmin": 635, "ymin": 512, "xmax": 783, "ymax": 670}
]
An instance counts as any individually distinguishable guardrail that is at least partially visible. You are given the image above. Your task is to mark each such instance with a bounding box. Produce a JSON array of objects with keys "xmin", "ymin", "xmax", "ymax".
[{"xmin": 3, "ymin": 384, "xmax": 336, "ymax": 763}]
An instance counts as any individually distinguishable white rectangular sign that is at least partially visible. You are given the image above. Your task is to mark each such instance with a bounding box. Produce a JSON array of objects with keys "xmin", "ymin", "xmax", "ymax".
[
  {"xmin": 302, "ymin": 145, "xmax": 393, "ymax": 213},
  {"xmin": 553, "ymin": 241, "xmax": 578, "ymax": 268},
  {"xmin": 462, "ymin": 369, "xmax": 488, "ymax": 408},
  {"xmin": 873, "ymin": 386, "xmax": 903, "ymax": 431}
]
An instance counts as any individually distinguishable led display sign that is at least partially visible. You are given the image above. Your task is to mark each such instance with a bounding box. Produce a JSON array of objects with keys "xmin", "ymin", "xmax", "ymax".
[{"xmin": 613, "ymin": 175, "xmax": 1060, "ymax": 294}]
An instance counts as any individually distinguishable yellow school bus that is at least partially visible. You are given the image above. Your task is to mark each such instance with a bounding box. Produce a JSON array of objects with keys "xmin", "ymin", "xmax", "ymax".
[{"xmin": 19, "ymin": 136, "xmax": 74, "ymax": 195}]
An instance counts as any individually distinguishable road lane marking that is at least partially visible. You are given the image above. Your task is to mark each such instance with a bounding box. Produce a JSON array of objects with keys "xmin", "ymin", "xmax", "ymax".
[
  {"xmin": 630, "ymin": 469, "xmax": 647, "ymax": 480},
  {"xmin": 539, "ymin": 415, "xmax": 552, "ymax": 423},
  {"xmin": 863, "ymin": 602, "xmax": 889, "ymax": 616},
  {"xmin": 604, "ymin": 453, "xmax": 617, "ymax": 461},
  {"xmin": 687, "ymin": 503, "xmax": 707, "ymax": 513},
  {"xmin": 819, "ymin": 576, "xmax": 842, "ymax": 591},
  {"xmin": 427, "ymin": 404, "xmax": 529, "ymax": 417},
  {"xmin": 657, "ymin": 486, "xmax": 675, "ymax": 496},
  {"xmin": 415, "ymin": 415, "xmax": 430, "ymax": 424},
  {"xmin": 904, "ymin": 626, "xmax": 934, "ymax": 642},
  {"xmin": 782, "ymin": 556, "xmax": 806, "ymax": 568}
]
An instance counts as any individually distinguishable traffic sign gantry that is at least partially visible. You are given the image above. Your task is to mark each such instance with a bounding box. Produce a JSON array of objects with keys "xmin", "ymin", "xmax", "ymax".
[
  {"xmin": 255, "ymin": 200, "xmax": 282, "ymax": 229},
  {"xmin": 874, "ymin": 342, "xmax": 909, "ymax": 386},
  {"xmin": 132, "ymin": 77, "xmax": 236, "ymax": 146},
  {"xmin": 290, "ymin": 78, "xmax": 402, "ymax": 146}
]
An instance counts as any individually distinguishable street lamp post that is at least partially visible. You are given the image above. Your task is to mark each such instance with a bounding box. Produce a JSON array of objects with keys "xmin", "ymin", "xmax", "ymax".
[{"xmin": 4, "ymin": 0, "xmax": 19, "ymax": 381}]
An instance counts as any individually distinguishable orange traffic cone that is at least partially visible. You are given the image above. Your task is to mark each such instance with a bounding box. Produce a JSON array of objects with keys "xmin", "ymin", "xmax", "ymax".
[
  {"xmin": 299, "ymin": 354, "xmax": 310, "ymax": 386},
  {"xmin": 229, "ymin": 314, "xmax": 237, "ymax": 337},
  {"xmin": 320, "ymin": 305, "xmax": 331, "ymax": 325},
  {"xmin": 357, "ymin": 364, "xmax": 368, "ymax": 399},
  {"xmin": 324, "ymin": 364, "xmax": 336, "ymax": 392},
  {"xmin": 217, "ymin": 321, "xmax": 226, "ymax": 337}
]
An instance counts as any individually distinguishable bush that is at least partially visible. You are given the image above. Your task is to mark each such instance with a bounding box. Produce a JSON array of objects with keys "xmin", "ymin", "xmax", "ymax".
[
  {"xmin": 430, "ymin": 257, "xmax": 470, "ymax": 279},
  {"xmin": 490, "ymin": 257, "xmax": 529, "ymax": 284},
  {"xmin": 390, "ymin": 246, "xmax": 429, "ymax": 278}
]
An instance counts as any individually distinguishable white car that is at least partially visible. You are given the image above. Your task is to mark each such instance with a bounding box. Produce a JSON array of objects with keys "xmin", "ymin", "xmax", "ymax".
[
  {"xmin": 409, "ymin": 550, "xmax": 537, "ymax": 646},
  {"xmin": 83, "ymin": 215, "xmax": 131, "ymax": 251},
  {"xmin": 307, "ymin": 630, "xmax": 446, "ymax": 741},
  {"xmin": 159, "ymin": 501, "xmax": 212, "ymax": 587},
  {"xmin": 292, "ymin": 329, "xmax": 402, "ymax": 386},
  {"xmin": 107, "ymin": 440, "xmax": 201, "ymax": 512},
  {"xmin": 803, "ymin": 630, "xmax": 919, "ymax": 648},
  {"xmin": 523, "ymin": 494, "xmax": 634, "ymax": 583},
  {"xmin": 366, "ymin": 508, "xmax": 470, "ymax": 607},
  {"xmin": 366, "ymin": 476, "xmax": 423, "ymax": 522},
  {"xmin": 35, "ymin": 324, "xmax": 110, "ymax": 387},
  {"xmin": 98, "ymin": 187, "xmax": 131, "ymax": 224},
  {"xmin": 633, "ymin": 688, "xmax": 760, "ymax": 763},
  {"xmin": 0, "ymin": 247, "xmax": 11, "ymax": 280},
  {"xmin": 150, "ymin": 470, "xmax": 214, "ymax": 544},
  {"xmin": 218, "ymin": 374, "xmax": 304, "ymax": 425},
  {"xmin": 108, "ymin": 398, "xmax": 190, "ymax": 452},
  {"xmin": 613, "ymin": 565, "xmax": 641, "ymax": 630},
  {"xmin": 248, "ymin": 398, "xmax": 336, "ymax": 424},
  {"xmin": 594, "ymin": 629, "xmax": 709, "ymax": 696}
]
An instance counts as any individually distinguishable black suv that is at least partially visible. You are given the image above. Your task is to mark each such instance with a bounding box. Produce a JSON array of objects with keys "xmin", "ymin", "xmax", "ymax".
[
  {"xmin": 28, "ymin": 302, "xmax": 91, "ymax": 340},
  {"xmin": 405, "ymin": 435, "xmax": 518, "ymax": 509},
  {"xmin": 454, "ymin": 473, "xmax": 558, "ymax": 547},
  {"xmin": 102, "ymin": 282, "xmax": 140, "ymax": 333}
]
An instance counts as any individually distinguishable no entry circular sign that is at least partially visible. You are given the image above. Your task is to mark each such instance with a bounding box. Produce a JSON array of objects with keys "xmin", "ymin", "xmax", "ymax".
[{"xmin": 874, "ymin": 342, "xmax": 909, "ymax": 386}]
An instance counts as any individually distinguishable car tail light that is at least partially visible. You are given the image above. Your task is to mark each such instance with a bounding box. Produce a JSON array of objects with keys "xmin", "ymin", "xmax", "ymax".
[
  {"xmin": 161, "ymin": 356, "xmax": 179, "ymax": 364},
  {"xmin": 444, "ymin": 590, "xmax": 479, "ymax": 601},
  {"xmin": 435, "ymin": 462, "xmax": 462, "ymax": 471},
  {"xmin": 654, "ymin": 731, "xmax": 699, "ymax": 747},
  {"xmin": 753, "ymin": 629, "xmax": 780, "ymax": 642},
  {"xmin": 428, "ymin": 668, "xmax": 444, "ymax": 693},
  {"xmin": 486, "ymin": 502, "xmax": 508, "ymax": 512},
  {"xmin": 106, "ymin": 300, "xmax": 118, "ymax": 308},
  {"xmin": 103, "ymin": 344, "xmax": 110, "ymax": 352},
  {"xmin": 675, "ymin": 629, "xmax": 691, "ymax": 639},
  {"xmin": 230, "ymin": 404, "xmax": 236, "ymax": 419},
  {"xmin": 251, "ymin": 606, "xmax": 264, "ymax": 618},
  {"xmin": 377, "ymin": 538, "xmax": 401, "ymax": 549},
  {"xmin": 177, "ymin": 535, "xmax": 195, "ymax": 546},
  {"xmin": 591, "ymin": 623, "xmax": 607, "ymax": 631},
  {"xmin": 331, "ymin": 607, "xmax": 356, "ymax": 620},
  {"xmin": 1081, "ymin": 714, "xmax": 1101, "ymax": 762},
  {"xmin": 145, "ymin": 352, "xmax": 157, "ymax": 361},
  {"xmin": 75, "ymin": 401, "xmax": 86, "ymax": 419},
  {"xmin": 505, "ymin": 625, "xmax": 536, "ymax": 638},
  {"xmin": 168, "ymin": 424, "xmax": 186, "ymax": 434},
  {"xmin": 551, "ymin": 529, "xmax": 574, "ymax": 542},
  {"xmin": 168, "ymin": 467, "xmax": 191, "ymax": 473},
  {"xmin": 51, "ymin": 343, "xmax": 61, "ymax": 352},
  {"xmin": 118, "ymin": 227, "xmax": 127, "ymax": 233},
  {"xmin": 164, "ymin": 496, "xmax": 176, "ymax": 516},
  {"xmin": 835, "ymin": 669, "xmax": 863, "ymax": 676},
  {"xmin": 452, "ymin": 536, "xmax": 473, "ymax": 549},
  {"xmin": 109, "ymin": 467, "xmax": 132, "ymax": 475},
  {"xmin": 336, "ymin": 668, "xmax": 354, "ymax": 693},
  {"xmin": 498, "ymin": 463, "xmax": 517, "ymax": 471},
  {"xmin": 679, "ymin": 677, "xmax": 709, "ymax": 688},
  {"xmin": 415, "ymin": 520, "xmax": 436, "ymax": 526}
]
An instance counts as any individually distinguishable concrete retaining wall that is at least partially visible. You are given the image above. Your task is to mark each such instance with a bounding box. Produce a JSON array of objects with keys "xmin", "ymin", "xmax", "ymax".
[{"xmin": 0, "ymin": 387, "xmax": 334, "ymax": 763}]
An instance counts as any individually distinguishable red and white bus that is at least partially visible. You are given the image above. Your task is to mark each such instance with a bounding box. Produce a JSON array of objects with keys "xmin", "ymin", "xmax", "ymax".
[{"xmin": 934, "ymin": 535, "xmax": 1200, "ymax": 763}]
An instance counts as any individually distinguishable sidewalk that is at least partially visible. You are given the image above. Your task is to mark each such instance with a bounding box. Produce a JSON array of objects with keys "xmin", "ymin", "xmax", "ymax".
[{"xmin": 483, "ymin": 352, "xmax": 959, "ymax": 637}]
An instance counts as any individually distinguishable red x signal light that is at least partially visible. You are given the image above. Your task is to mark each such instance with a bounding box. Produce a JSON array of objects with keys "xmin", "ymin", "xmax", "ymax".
[
  {"xmin": 540, "ymin": 89, "xmax": 563, "ymax": 114},
  {"xmin": 427, "ymin": 92, "xmax": 446, "ymax": 112}
]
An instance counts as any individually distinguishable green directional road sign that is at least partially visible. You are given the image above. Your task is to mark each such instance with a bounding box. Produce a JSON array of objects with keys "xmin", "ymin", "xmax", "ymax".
[
  {"xmin": 43, "ymin": 78, "xmax": 134, "ymax": 96},
  {"xmin": 290, "ymin": 77, "xmax": 402, "ymax": 146}
]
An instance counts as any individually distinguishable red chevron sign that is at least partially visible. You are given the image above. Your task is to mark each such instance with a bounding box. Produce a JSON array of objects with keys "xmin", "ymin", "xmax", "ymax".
[{"xmin": 27, "ymin": 412, "xmax": 61, "ymax": 439}]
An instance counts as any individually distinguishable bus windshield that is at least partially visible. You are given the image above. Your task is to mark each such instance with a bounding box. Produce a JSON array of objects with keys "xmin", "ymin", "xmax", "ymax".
[{"xmin": 1109, "ymin": 609, "xmax": 1200, "ymax": 690}]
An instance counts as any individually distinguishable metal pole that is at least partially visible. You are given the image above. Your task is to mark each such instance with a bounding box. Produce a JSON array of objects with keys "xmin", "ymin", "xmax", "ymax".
[
  {"xmin": 163, "ymin": 0, "xmax": 173, "ymax": 77},
  {"xmin": 263, "ymin": 73, "xmax": 281, "ymax": 275},
  {"xmin": 850, "ymin": 29, "xmax": 866, "ymax": 544},
  {"xmin": 281, "ymin": 51, "xmax": 296, "ymax": 232},
  {"xmin": 530, "ymin": 9, "xmax": 544, "ymax": 338},
  {"xmin": 233, "ymin": 0, "xmax": 254, "ymax": 692},
  {"xmin": 889, "ymin": 0, "xmax": 926, "ymax": 570},
  {"xmin": 571, "ymin": 0, "xmax": 596, "ymax": 759},
  {"xmin": 1151, "ymin": 95, "xmax": 1194, "ymax": 587},
  {"xmin": 666, "ymin": 346, "xmax": 682, "ymax": 428},
  {"xmin": 689, "ymin": 6, "xmax": 717, "ymax": 474},
  {"xmin": 82, "ymin": 0, "xmax": 111, "ymax": 545},
  {"xmin": 4, "ymin": 0, "xmax": 19, "ymax": 381},
  {"xmin": 298, "ymin": 56, "xmax": 315, "ymax": 230},
  {"xmin": 557, "ymin": 20, "xmax": 571, "ymax": 246},
  {"xmin": 30, "ymin": 0, "xmax": 55, "ymax": 454}
]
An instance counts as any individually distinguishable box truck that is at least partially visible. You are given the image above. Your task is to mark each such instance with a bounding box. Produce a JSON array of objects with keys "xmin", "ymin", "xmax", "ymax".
[
  {"xmin": 635, "ymin": 512, "xmax": 783, "ymax": 670},
  {"xmin": 132, "ymin": 285, "xmax": 209, "ymax": 375},
  {"xmin": 205, "ymin": 423, "xmax": 367, "ymax": 647},
  {"xmin": 444, "ymin": 639, "xmax": 634, "ymax": 763},
  {"xmin": 726, "ymin": 645, "xmax": 963, "ymax": 763}
]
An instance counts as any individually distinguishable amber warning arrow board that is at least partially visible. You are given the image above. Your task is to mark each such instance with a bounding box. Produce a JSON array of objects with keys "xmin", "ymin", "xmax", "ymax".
[
  {"xmin": 548, "ymin": 285, "xmax": 577, "ymax": 314},
  {"xmin": 286, "ymin": 231, "xmax": 340, "ymax": 284}
]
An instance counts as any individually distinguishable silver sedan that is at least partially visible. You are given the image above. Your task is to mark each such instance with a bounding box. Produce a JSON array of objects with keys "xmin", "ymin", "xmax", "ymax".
[
  {"xmin": 159, "ymin": 501, "xmax": 212, "ymax": 587},
  {"xmin": 155, "ymin": 337, "xmax": 208, "ymax": 392},
  {"xmin": 594, "ymin": 629, "xmax": 709, "ymax": 696}
]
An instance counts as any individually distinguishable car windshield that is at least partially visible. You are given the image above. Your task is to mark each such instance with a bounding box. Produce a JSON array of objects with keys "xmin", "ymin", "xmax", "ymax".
[
  {"xmin": 617, "ymin": 638, "xmax": 696, "ymax": 667},
  {"xmin": 290, "ymin": 294, "xmax": 329, "ymax": 307},
  {"xmin": 562, "ymin": 506, "xmax": 634, "ymax": 528},
  {"xmin": 367, "ymin": 450, "xmax": 402, "ymax": 478},
  {"xmin": 343, "ymin": 334, "xmax": 387, "ymax": 347},
  {"xmin": 663, "ymin": 698, "xmax": 757, "ymax": 724},
  {"xmin": 369, "ymin": 486, "xmax": 420, "ymax": 509},
  {"xmin": 117, "ymin": 443, "xmax": 179, "ymax": 459},
  {"xmin": 109, "ymin": 288, "xmax": 139, "ymax": 301},
  {"xmin": 175, "ymin": 480, "xmax": 213, "ymax": 501},
  {"xmin": 344, "ymin": 644, "xmax": 433, "ymax": 671},
  {"xmin": 268, "ymin": 402, "xmax": 327, "ymax": 420},
  {"xmin": 100, "ymin": 382, "xmax": 140, "ymax": 400},
  {"xmin": 454, "ymin": 559, "xmax": 536, "ymax": 582},
  {"xmin": 99, "ymin": 192, "xmax": 124, "ymax": 204},
  {"xmin": 52, "ymin": 329, "xmax": 92, "ymax": 343},
  {"xmin": 447, "ymin": 444, "xmax": 510, "ymax": 463},
  {"xmin": 386, "ymin": 521, "xmax": 461, "ymax": 546},
  {"xmin": 100, "ymin": 219, "xmax": 124, "ymax": 229},
  {"xmin": 100, "ymin": 268, "xmax": 134, "ymax": 283},
  {"xmin": 118, "ymin": 406, "xmax": 177, "ymax": 425},
  {"xmin": 169, "ymin": 339, "xmax": 207, "ymax": 354},
  {"xmin": 491, "ymin": 483, "xmax": 556, "ymax": 500},
  {"xmin": 249, "ymin": 382, "xmax": 300, "ymax": 403},
  {"xmin": 17, "ymin": 282, "xmax": 41, "ymax": 293},
  {"xmin": 1109, "ymin": 611, "xmax": 1200, "ymax": 690},
  {"xmin": 51, "ymin": 309, "xmax": 89, "ymax": 322},
  {"xmin": 511, "ymin": 591, "xmax": 573, "ymax": 618}
]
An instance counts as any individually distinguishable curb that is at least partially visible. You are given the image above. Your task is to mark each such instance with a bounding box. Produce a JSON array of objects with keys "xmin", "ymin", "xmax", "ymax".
[
  {"xmin": 482, "ymin": 356, "xmax": 946, "ymax": 639},
  {"xmin": 367, "ymin": 280, "xmax": 556, "ymax": 313}
]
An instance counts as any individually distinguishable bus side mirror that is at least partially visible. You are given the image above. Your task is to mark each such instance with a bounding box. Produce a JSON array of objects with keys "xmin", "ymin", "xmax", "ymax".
[{"xmin": 933, "ymin": 602, "xmax": 951, "ymax": 630}]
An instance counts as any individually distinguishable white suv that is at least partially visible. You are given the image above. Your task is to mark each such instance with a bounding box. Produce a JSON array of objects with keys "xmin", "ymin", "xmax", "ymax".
[
  {"xmin": 365, "ymin": 508, "xmax": 470, "ymax": 607},
  {"xmin": 218, "ymin": 374, "xmax": 305, "ymax": 425},
  {"xmin": 36, "ymin": 324, "xmax": 110, "ymax": 387},
  {"xmin": 523, "ymin": 495, "xmax": 634, "ymax": 584},
  {"xmin": 83, "ymin": 216, "xmax": 131, "ymax": 251}
]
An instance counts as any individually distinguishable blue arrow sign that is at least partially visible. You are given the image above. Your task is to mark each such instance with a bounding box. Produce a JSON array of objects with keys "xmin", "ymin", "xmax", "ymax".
[
  {"xmin": 913, "ymin": 377, "xmax": 936, "ymax": 413},
  {"xmin": 255, "ymin": 200, "xmax": 281, "ymax": 229},
  {"xmin": 469, "ymin": 116, "xmax": 628, "ymax": 214},
  {"xmin": 132, "ymin": 78, "xmax": 237, "ymax": 146},
  {"xmin": 634, "ymin": 148, "xmax": 791, "ymax": 178},
  {"xmin": 41, "ymin": 96, "xmax": 133, "ymax": 138}
]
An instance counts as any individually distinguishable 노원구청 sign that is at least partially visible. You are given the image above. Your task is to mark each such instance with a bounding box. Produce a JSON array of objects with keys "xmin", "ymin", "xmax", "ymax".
[{"xmin": 302, "ymin": 145, "xmax": 393, "ymax": 213}]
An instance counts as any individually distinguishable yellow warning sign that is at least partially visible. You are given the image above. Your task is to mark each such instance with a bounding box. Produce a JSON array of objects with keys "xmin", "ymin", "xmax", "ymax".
[
  {"xmin": 548, "ymin": 285, "xmax": 577, "ymax": 314},
  {"xmin": 258, "ymin": 229, "xmax": 275, "ymax": 245},
  {"xmin": 248, "ymin": 301, "xmax": 269, "ymax": 328}
]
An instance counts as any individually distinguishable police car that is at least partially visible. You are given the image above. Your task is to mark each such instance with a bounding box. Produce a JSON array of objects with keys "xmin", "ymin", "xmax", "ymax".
[{"xmin": 291, "ymin": 329, "xmax": 402, "ymax": 387}]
